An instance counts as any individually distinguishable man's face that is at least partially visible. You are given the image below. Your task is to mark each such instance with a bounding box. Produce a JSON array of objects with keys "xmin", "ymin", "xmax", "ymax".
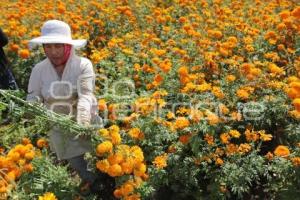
[{"xmin": 43, "ymin": 43, "xmax": 65, "ymax": 66}]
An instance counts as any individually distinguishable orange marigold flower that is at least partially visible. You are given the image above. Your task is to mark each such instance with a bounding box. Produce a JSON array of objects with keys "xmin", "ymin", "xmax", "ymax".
[
  {"xmin": 236, "ymin": 89, "xmax": 249, "ymax": 100},
  {"xmin": 128, "ymin": 128, "xmax": 144, "ymax": 140},
  {"xmin": 98, "ymin": 99, "xmax": 107, "ymax": 111},
  {"xmin": 220, "ymin": 133, "xmax": 230, "ymax": 144},
  {"xmin": 204, "ymin": 134, "xmax": 214, "ymax": 145},
  {"xmin": 178, "ymin": 66, "xmax": 189, "ymax": 76},
  {"xmin": 121, "ymin": 162, "xmax": 133, "ymax": 174},
  {"xmin": 265, "ymin": 152, "xmax": 274, "ymax": 160},
  {"xmin": 174, "ymin": 117, "xmax": 190, "ymax": 129},
  {"xmin": 287, "ymin": 88, "xmax": 300, "ymax": 99},
  {"xmin": 24, "ymin": 151, "xmax": 35, "ymax": 160},
  {"xmin": 206, "ymin": 112, "xmax": 219, "ymax": 125},
  {"xmin": 96, "ymin": 159, "xmax": 110, "ymax": 173},
  {"xmin": 225, "ymin": 144, "xmax": 238, "ymax": 156},
  {"xmin": 291, "ymin": 157, "xmax": 300, "ymax": 167},
  {"xmin": 215, "ymin": 157, "xmax": 224, "ymax": 166},
  {"xmin": 289, "ymin": 81, "xmax": 300, "ymax": 90},
  {"xmin": 279, "ymin": 10, "xmax": 290, "ymax": 20},
  {"xmin": 96, "ymin": 141, "xmax": 113, "ymax": 155},
  {"xmin": 24, "ymin": 163, "xmax": 34, "ymax": 172},
  {"xmin": 108, "ymin": 164, "xmax": 123, "ymax": 177},
  {"xmin": 108, "ymin": 153, "xmax": 124, "ymax": 165},
  {"xmin": 292, "ymin": 98, "xmax": 300, "ymax": 111},
  {"xmin": 19, "ymin": 49, "xmax": 30, "ymax": 59},
  {"xmin": 274, "ymin": 145, "xmax": 290, "ymax": 157},
  {"xmin": 153, "ymin": 153, "xmax": 168, "ymax": 169},
  {"xmin": 22, "ymin": 137, "xmax": 31, "ymax": 145},
  {"xmin": 244, "ymin": 129, "xmax": 259, "ymax": 142},
  {"xmin": 179, "ymin": 134, "xmax": 192, "ymax": 144},
  {"xmin": 207, "ymin": 29, "xmax": 223, "ymax": 39},
  {"xmin": 268, "ymin": 63, "xmax": 284, "ymax": 75},
  {"xmin": 111, "ymin": 131, "xmax": 122, "ymax": 145},
  {"xmin": 113, "ymin": 189, "xmax": 123, "ymax": 198},
  {"xmin": 36, "ymin": 138, "xmax": 48, "ymax": 148},
  {"xmin": 291, "ymin": 6, "xmax": 300, "ymax": 19}
]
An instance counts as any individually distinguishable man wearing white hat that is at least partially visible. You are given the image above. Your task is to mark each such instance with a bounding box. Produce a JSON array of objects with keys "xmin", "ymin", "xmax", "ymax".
[{"xmin": 27, "ymin": 19, "xmax": 100, "ymax": 195}]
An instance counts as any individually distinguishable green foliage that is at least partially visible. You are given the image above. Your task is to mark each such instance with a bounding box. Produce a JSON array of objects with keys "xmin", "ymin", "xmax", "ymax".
[{"xmin": 11, "ymin": 154, "xmax": 79, "ymax": 200}]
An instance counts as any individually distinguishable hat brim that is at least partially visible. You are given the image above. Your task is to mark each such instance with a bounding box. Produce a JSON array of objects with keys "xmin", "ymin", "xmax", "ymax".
[{"xmin": 29, "ymin": 36, "xmax": 87, "ymax": 49}]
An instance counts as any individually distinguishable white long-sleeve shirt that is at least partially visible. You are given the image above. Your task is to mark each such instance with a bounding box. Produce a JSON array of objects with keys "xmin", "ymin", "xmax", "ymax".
[
  {"xmin": 27, "ymin": 49, "xmax": 96, "ymax": 124},
  {"xmin": 27, "ymin": 49, "xmax": 96, "ymax": 159}
]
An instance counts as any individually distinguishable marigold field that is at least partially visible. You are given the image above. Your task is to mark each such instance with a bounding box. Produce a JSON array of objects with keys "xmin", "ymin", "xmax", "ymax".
[{"xmin": 0, "ymin": 0, "xmax": 300, "ymax": 199}]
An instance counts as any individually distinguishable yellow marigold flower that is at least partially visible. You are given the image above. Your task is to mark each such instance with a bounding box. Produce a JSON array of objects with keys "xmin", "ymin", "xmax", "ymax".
[
  {"xmin": 229, "ymin": 130, "xmax": 241, "ymax": 138},
  {"xmin": 258, "ymin": 130, "xmax": 273, "ymax": 141},
  {"xmin": 153, "ymin": 153, "xmax": 168, "ymax": 169},
  {"xmin": 96, "ymin": 159, "xmax": 110, "ymax": 173},
  {"xmin": 268, "ymin": 63, "xmax": 284, "ymax": 75},
  {"xmin": 212, "ymin": 86, "xmax": 225, "ymax": 99},
  {"xmin": 190, "ymin": 109, "xmax": 203, "ymax": 122},
  {"xmin": 111, "ymin": 131, "xmax": 122, "ymax": 145},
  {"xmin": 174, "ymin": 117, "xmax": 190, "ymax": 130},
  {"xmin": 219, "ymin": 104, "xmax": 229, "ymax": 115},
  {"xmin": 96, "ymin": 141, "xmax": 113, "ymax": 155},
  {"xmin": 38, "ymin": 192, "xmax": 57, "ymax": 200},
  {"xmin": 151, "ymin": 48, "xmax": 166, "ymax": 56},
  {"xmin": 130, "ymin": 146, "xmax": 144, "ymax": 162},
  {"xmin": 98, "ymin": 128, "xmax": 109, "ymax": 137},
  {"xmin": 109, "ymin": 125, "xmax": 120, "ymax": 133},
  {"xmin": 196, "ymin": 83, "xmax": 211, "ymax": 92},
  {"xmin": 8, "ymin": 151, "xmax": 20, "ymax": 162},
  {"xmin": 287, "ymin": 76, "xmax": 300, "ymax": 83},
  {"xmin": 226, "ymin": 74, "xmax": 236, "ymax": 82},
  {"xmin": 134, "ymin": 163, "xmax": 146, "ymax": 177},
  {"xmin": 289, "ymin": 110, "xmax": 300, "ymax": 119},
  {"xmin": 236, "ymin": 89, "xmax": 250, "ymax": 100},
  {"xmin": 238, "ymin": 143, "xmax": 252, "ymax": 154},
  {"xmin": 206, "ymin": 112, "xmax": 219, "ymax": 125},
  {"xmin": 166, "ymin": 111, "xmax": 175, "ymax": 119},
  {"xmin": 274, "ymin": 145, "xmax": 290, "ymax": 157}
]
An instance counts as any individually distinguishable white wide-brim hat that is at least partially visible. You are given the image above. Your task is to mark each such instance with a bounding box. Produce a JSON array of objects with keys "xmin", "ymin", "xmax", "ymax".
[{"xmin": 29, "ymin": 20, "xmax": 87, "ymax": 49}]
